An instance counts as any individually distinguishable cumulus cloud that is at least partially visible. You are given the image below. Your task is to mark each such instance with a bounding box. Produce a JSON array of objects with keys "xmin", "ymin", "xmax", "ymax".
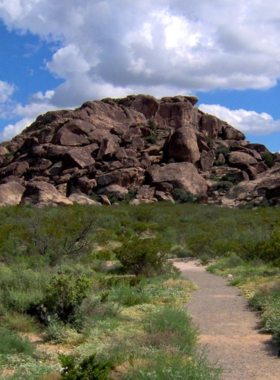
[
  {"xmin": 0, "ymin": 101, "xmax": 59, "ymax": 141},
  {"xmin": 199, "ymin": 104, "xmax": 280, "ymax": 136},
  {"xmin": 1, "ymin": 0, "xmax": 280, "ymax": 97},
  {"xmin": 0, "ymin": 81, "xmax": 15, "ymax": 103},
  {"xmin": 0, "ymin": 118, "xmax": 33, "ymax": 141},
  {"xmin": 2, "ymin": 1, "xmax": 280, "ymax": 139}
]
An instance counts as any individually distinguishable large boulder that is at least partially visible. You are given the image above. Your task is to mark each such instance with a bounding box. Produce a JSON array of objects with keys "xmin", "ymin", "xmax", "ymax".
[
  {"xmin": 221, "ymin": 125, "xmax": 245, "ymax": 141},
  {"xmin": 0, "ymin": 146, "xmax": 10, "ymax": 156},
  {"xmin": 97, "ymin": 136, "xmax": 120, "ymax": 159},
  {"xmin": 136, "ymin": 185, "xmax": 156, "ymax": 201},
  {"xmin": 68, "ymin": 192, "xmax": 100, "ymax": 205},
  {"xmin": 21, "ymin": 182, "xmax": 73, "ymax": 206},
  {"xmin": 168, "ymin": 127, "xmax": 200, "ymax": 163},
  {"xmin": 63, "ymin": 146, "xmax": 96, "ymax": 169},
  {"xmin": 0, "ymin": 161, "xmax": 29, "ymax": 178},
  {"xmin": 81, "ymin": 100, "xmax": 146, "ymax": 132},
  {"xmin": 52, "ymin": 120, "xmax": 93, "ymax": 146},
  {"xmin": 98, "ymin": 184, "xmax": 128, "ymax": 200},
  {"xmin": 147, "ymin": 162, "xmax": 207, "ymax": 195},
  {"xmin": 228, "ymin": 152, "xmax": 258, "ymax": 167},
  {"xmin": 199, "ymin": 114, "xmax": 223, "ymax": 139},
  {"xmin": 222, "ymin": 166, "xmax": 280, "ymax": 206},
  {"xmin": 96, "ymin": 167, "xmax": 145, "ymax": 188},
  {"xmin": 131, "ymin": 94, "xmax": 160, "ymax": 119},
  {"xmin": 154, "ymin": 101, "xmax": 197, "ymax": 129},
  {"xmin": 200, "ymin": 150, "xmax": 216, "ymax": 172},
  {"xmin": 245, "ymin": 143, "xmax": 270, "ymax": 158},
  {"xmin": 0, "ymin": 181, "xmax": 25, "ymax": 206}
]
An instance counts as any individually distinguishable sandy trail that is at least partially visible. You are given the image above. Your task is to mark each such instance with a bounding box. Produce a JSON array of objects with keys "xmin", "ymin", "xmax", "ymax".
[{"xmin": 174, "ymin": 260, "xmax": 279, "ymax": 380}]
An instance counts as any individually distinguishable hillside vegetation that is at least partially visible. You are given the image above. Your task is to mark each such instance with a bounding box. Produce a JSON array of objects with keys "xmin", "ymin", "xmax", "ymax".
[{"xmin": 0, "ymin": 201, "xmax": 280, "ymax": 378}]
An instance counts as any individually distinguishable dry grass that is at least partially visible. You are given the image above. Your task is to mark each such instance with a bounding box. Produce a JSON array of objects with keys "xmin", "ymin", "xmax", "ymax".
[
  {"xmin": 41, "ymin": 373, "xmax": 61, "ymax": 380},
  {"xmin": 163, "ymin": 278, "xmax": 198, "ymax": 292}
]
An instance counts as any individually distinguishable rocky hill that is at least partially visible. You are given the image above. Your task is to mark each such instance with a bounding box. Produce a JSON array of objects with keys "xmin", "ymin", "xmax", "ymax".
[{"xmin": 0, "ymin": 94, "xmax": 279, "ymax": 207}]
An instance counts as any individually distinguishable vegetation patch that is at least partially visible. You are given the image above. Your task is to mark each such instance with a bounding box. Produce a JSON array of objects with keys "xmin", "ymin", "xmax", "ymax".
[{"xmin": 2, "ymin": 201, "xmax": 280, "ymax": 378}]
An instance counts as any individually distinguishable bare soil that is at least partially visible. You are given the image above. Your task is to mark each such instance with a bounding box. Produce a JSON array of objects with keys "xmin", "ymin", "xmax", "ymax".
[{"xmin": 174, "ymin": 260, "xmax": 280, "ymax": 380}]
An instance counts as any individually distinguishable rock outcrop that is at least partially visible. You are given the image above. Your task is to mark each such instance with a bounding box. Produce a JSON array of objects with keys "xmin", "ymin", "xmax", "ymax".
[{"xmin": 0, "ymin": 93, "xmax": 279, "ymax": 207}]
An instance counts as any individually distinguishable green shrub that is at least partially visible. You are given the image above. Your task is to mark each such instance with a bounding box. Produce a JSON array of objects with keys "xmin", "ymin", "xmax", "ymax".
[
  {"xmin": 263, "ymin": 153, "xmax": 274, "ymax": 168},
  {"xmin": 43, "ymin": 318, "xmax": 66, "ymax": 342},
  {"xmin": 212, "ymin": 181, "xmax": 234, "ymax": 192},
  {"xmin": 215, "ymin": 145, "xmax": 230, "ymax": 158},
  {"xmin": 0, "ymin": 327, "xmax": 35, "ymax": 356},
  {"xmin": 42, "ymin": 274, "xmax": 92, "ymax": 324},
  {"xmin": 172, "ymin": 189, "xmax": 197, "ymax": 203},
  {"xmin": 171, "ymin": 246, "xmax": 192, "ymax": 258},
  {"xmin": 59, "ymin": 353, "xmax": 113, "ymax": 380},
  {"xmin": 144, "ymin": 135, "xmax": 157, "ymax": 144},
  {"xmin": 0, "ymin": 266, "xmax": 50, "ymax": 314},
  {"xmin": 124, "ymin": 188, "xmax": 137, "ymax": 203},
  {"xmin": 147, "ymin": 120, "xmax": 157, "ymax": 131},
  {"xmin": 1, "ymin": 313, "xmax": 39, "ymax": 333},
  {"xmin": 114, "ymin": 237, "xmax": 171, "ymax": 276},
  {"xmin": 222, "ymin": 172, "xmax": 242, "ymax": 184},
  {"xmin": 109, "ymin": 282, "xmax": 151, "ymax": 307},
  {"xmin": 249, "ymin": 287, "xmax": 280, "ymax": 345},
  {"xmin": 207, "ymin": 252, "xmax": 244, "ymax": 273},
  {"xmin": 239, "ymin": 230, "xmax": 280, "ymax": 263}
]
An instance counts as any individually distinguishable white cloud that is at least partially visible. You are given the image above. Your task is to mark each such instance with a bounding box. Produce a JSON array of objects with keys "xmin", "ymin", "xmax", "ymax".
[
  {"xmin": 47, "ymin": 45, "xmax": 91, "ymax": 79},
  {"xmin": 0, "ymin": 101, "xmax": 59, "ymax": 141},
  {"xmin": 0, "ymin": 118, "xmax": 33, "ymax": 141},
  {"xmin": 0, "ymin": 81, "xmax": 15, "ymax": 103},
  {"xmin": 199, "ymin": 104, "xmax": 280, "ymax": 136},
  {"xmin": 1, "ymin": 0, "xmax": 280, "ymax": 96},
  {"xmin": 2, "ymin": 1, "xmax": 280, "ymax": 140}
]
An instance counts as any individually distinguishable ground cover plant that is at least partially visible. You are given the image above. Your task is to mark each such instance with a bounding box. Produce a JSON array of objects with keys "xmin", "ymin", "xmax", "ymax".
[{"xmin": 0, "ymin": 200, "xmax": 280, "ymax": 378}]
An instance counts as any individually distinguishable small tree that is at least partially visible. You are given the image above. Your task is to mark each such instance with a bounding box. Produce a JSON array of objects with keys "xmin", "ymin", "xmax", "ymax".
[
  {"xmin": 114, "ymin": 237, "xmax": 171, "ymax": 276},
  {"xmin": 263, "ymin": 153, "xmax": 274, "ymax": 168},
  {"xmin": 41, "ymin": 274, "xmax": 92, "ymax": 323},
  {"xmin": 59, "ymin": 354, "xmax": 113, "ymax": 380}
]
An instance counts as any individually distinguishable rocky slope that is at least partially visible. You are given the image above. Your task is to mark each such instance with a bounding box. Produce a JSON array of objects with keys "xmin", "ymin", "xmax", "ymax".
[{"xmin": 0, "ymin": 94, "xmax": 279, "ymax": 207}]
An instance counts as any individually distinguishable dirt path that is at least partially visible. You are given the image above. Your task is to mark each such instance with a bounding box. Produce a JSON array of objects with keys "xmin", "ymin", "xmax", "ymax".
[{"xmin": 174, "ymin": 260, "xmax": 279, "ymax": 380}]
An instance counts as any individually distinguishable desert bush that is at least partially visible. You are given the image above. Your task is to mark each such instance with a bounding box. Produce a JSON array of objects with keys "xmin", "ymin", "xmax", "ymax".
[
  {"xmin": 172, "ymin": 189, "xmax": 197, "ymax": 203},
  {"xmin": 215, "ymin": 145, "xmax": 230, "ymax": 158},
  {"xmin": 212, "ymin": 180, "xmax": 234, "ymax": 192},
  {"xmin": 0, "ymin": 327, "xmax": 35, "ymax": 356},
  {"xmin": 239, "ymin": 230, "xmax": 280, "ymax": 263},
  {"xmin": 109, "ymin": 282, "xmax": 151, "ymax": 307},
  {"xmin": 171, "ymin": 246, "xmax": 192, "ymax": 258},
  {"xmin": 0, "ymin": 266, "xmax": 50, "ymax": 314},
  {"xmin": 0, "ymin": 204, "xmax": 96, "ymax": 266},
  {"xmin": 263, "ymin": 152, "xmax": 274, "ymax": 168},
  {"xmin": 147, "ymin": 120, "xmax": 157, "ymax": 131},
  {"xmin": 249, "ymin": 285, "xmax": 280, "ymax": 345},
  {"xmin": 144, "ymin": 135, "xmax": 157, "ymax": 144},
  {"xmin": 100, "ymin": 276, "xmax": 141, "ymax": 288},
  {"xmin": 41, "ymin": 274, "xmax": 92, "ymax": 325},
  {"xmin": 114, "ymin": 236, "xmax": 171, "ymax": 276},
  {"xmin": 222, "ymin": 172, "xmax": 242, "ymax": 184},
  {"xmin": 59, "ymin": 353, "xmax": 113, "ymax": 380},
  {"xmin": 1, "ymin": 313, "xmax": 39, "ymax": 333},
  {"xmin": 207, "ymin": 252, "xmax": 244, "ymax": 273}
]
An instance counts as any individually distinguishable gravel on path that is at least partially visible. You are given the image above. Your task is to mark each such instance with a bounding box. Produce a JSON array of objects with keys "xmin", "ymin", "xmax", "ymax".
[{"xmin": 174, "ymin": 260, "xmax": 279, "ymax": 380}]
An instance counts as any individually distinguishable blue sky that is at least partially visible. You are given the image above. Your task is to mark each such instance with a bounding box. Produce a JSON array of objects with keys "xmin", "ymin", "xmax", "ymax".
[{"xmin": 1, "ymin": 1, "xmax": 280, "ymax": 152}]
